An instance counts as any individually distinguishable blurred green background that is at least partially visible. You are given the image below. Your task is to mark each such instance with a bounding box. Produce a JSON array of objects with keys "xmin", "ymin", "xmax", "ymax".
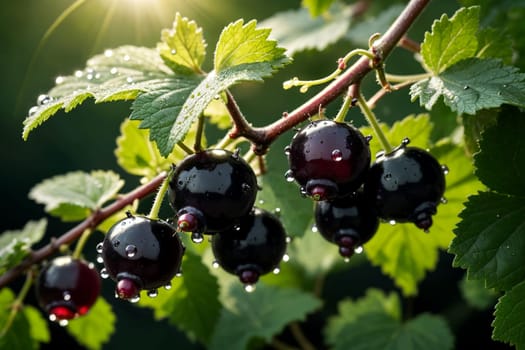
[{"xmin": 0, "ymin": 0, "xmax": 511, "ymax": 349}]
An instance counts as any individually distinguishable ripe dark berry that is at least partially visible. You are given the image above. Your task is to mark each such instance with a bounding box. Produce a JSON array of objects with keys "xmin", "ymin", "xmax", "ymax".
[
  {"xmin": 36, "ymin": 256, "xmax": 101, "ymax": 325},
  {"xmin": 286, "ymin": 119, "xmax": 371, "ymax": 200},
  {"xmin": 211, "ymin": 207, "xmax": 287, "ymax": 289},
  {"xmin": 364, "ymin": 143, "xmax": 446, "ymax": 231},
  {"xmin": 100, "ymin": 214, "xmax": 184, "ymax": 301},
  {"xmin": 168, "ymin": 149, "xmax": 258, "ymax": 239},
  {"xmin": 314, "ymin": 192, "xmax": 379, "ymax": 259}
]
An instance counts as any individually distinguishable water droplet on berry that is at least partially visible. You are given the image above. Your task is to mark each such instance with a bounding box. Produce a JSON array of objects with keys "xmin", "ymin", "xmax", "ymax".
[
  {"xmin": 440, "ymin": 197, "xmax": 448, "ymax": 204},
  {"xmin": 286, "ymin": 236, "xmax": 292, "ymax": 243},
  {"xmin": 28, "ymin": 106, "xmax": 38, "ymax": 116},
  {"xmin": 176, "ymin": 269, "xmax": 183, "ymax": 277},
  {"xmin": 401, "ymin": 138, "xmax": 410, "ymax": 146},
  {"xmin": 130, "ymin": 295, "xmax": 140, "ymax": 303},
  {"xmin": 49, "ymin": 314, "xmax": 57, "ymax": 322},
  {"xmin": 284, "ymin": 170, "xmax": 295, "ymax": 182},
  {"xmin": 37, "ymin": 94, "xmax": 53, "ymax": 106},
  {"xmin": 100, "ymin": 268, "xmax": 109, "ymax": 279},
  {"xmin": 389, "ymin": 219, "xmax": 396, "ymax": 225},
  {"xmin": 96, "ymin": 242, "xmax": 103, "ymax": 253},
  {"xmin": 58, "ymin": 319, "xmax": 69, "ymax": 327},
  {"xmin": 113, "ymin": 240, "xmax": 120, "ymax": 247},
  {"xmin": 96, "ymin": 255, "xmax": 103, "ymax": 263},
  {"xmin": 147, "ymin": 289, "xmax": 158, "ymax": 298},
  {"xmin": 354, "ymin": 246, "xmax": 364, "ymax": 254},
  {"xmin": 191, "ymin": 232, "xmax": 204, "ymax": 243},
  {"xmin": 331, "ymin": 149, "xmax": 343, "ymax": 161},
  {"xmin": 164, "ymin": 283, "xmax": 172, "ymax": 290},
  {"xmin": 212, "ymin": 260, "xmax": 220, "ymax": 269},
  {"xmin": 125, "ymin": 244, "xmax": 137, "ymax": 258},
  {"xmin": 63, "ymin": 291, "xmax": 72, "ymax": 301},
  {"xmin": 284, "ymin": 146, "xmax": 291, "ymax": 155},
  {"xmin": 241, "ymin": 183, "xmax": 251, "ymax": 192},
  {"xmin": 244, "ymin": 284, "xmax": 256, "ymax": 293},
  {"xmin": 282, "ymin": 254, "xmax": 290, "ymax": 262},
  {"xmin": 274, "ymin": 208, "xmax": 281, "ymax": 216},
  {"xmin": 441, "ymin": 165, "xmax": 449, "ymax": 175},
  {"xmin": 273, "ymin": 267, "xmax": 280, "ymax": 274}
]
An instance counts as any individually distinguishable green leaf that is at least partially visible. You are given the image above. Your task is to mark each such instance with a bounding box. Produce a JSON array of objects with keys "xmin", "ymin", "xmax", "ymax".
[
  {"xmin": 257, "ymin": 162, "xmax": 313, "ymax": 238},
  {"xmin": 421, "ymin": 7, "xmax": 480, "ymax": 74},
  {"xmin": 459, "ymin": 275, "xmax": 497, "ymax": 310},
  {"xmin": 332, "ymin": 313, "xmax": 454, "ymax": 350},
  {"xmin": 260, "ymin": 5, "xmax": 352, "ymax": 55},
  {"xmin": 450, "ymin": 192, "xmax": 525, "ymax": 291},
  {"xmin": 325, "ymin": 289, "xmax": 402, "ymax": 344},
  {"xmin": 29, "ymin": 170, "xmax": 124, "ymax": 221},
  {"xmin": 23, "ymin": 306, "xmax": 50, "ymax": 344},
  {"xmin": 139, "ymin": 252, "xmax": 221, "ymax": 345},
  {"xmin": 362, "ymin": 116, "xmax": 481, "ymax": 295},
  {"xmin": 474, "ymin": 109, "xmax": 525, "ymax": 196},
  {"xmin": 493, "ymin": 280, "xmax": 525, "ymax": 349},
  {"xmin": 67, "ymin": 297, "xmax": 115, "ymax": 350},
  {"xmin": 476, "ymin": 28, "xmax": 513, "ymax": 65},
  {"xmin": 214, "ymin": 19, "xmax": 289, "ymax": 72},
  {"xmin": 302, "ymin": 0, "xmax": 337, "ymax": 17},
  {"xmin": 410, "ymin": 58, "xmax": 525, "ymax": 115},
  {"xmin": 209, "ymin": 284, "xmax": 321, "ymax": 350},
  {"xmin": 346, "ymin": 5, "xmax": 404, "ymax": 46},
  {"xmin": 158, "ymin": 13, "xmax": 207, "ymax": 75},
  {"xmin": 0, "ymin": 219, "xmax": 47, "ymax": 275},
  {"xmin": 22, "ymin": 46, "xmax": 173, "ymax": 140},
  {"xmin": 462, "ymin": 109, "xmax": 498, "ymax": 155},
  {"xmin": 0, "ymin": 293, "xmax": 30, "ymax": 350},
  {"xmin": 115, "ymin": 119, "xmax": 205, "ymax": 181},
  {"xmin": 203, "ymin": 98, "xmax": 232, "ymax": 130},
  {"xmin": 129, "ymin": 75, "xmax": 202, "ymax": 157}
]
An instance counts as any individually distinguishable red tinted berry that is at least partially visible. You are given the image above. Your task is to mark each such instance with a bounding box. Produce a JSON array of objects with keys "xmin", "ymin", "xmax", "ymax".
[
  {"xmin": 36, "ymin": 256, "xmax": 100, "ymax": 324},
  {"xmin": 100, "ymin": 214, "xmax": 184, "ymax": 301},
  {"xmin": 286, "ymin": 120, "xmax": 371, "ymax": 200},
  {"xmin": 211, "ymin": 208, "xmax": 287, "ymax": 289},
  {"xmin": 168, "ymin": 149, "xmax": 258, "ymax": 237},
  {"xmin": 364, "ymin": 144, "xmax": 446, "ymax": 230},
  {"xmin": 314, "ymin": 192, "xmax": 379, "ymax": 259}
]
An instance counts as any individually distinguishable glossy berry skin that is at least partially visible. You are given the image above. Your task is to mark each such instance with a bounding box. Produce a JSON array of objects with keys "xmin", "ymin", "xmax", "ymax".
[
  {"xmin": 286, "ymin": 120, "xmax": 371, "ymax": 201},
  {"xmin": 315, "ymin": 192, "xmax": 379, "ymax": 258},
  {"xmin": 168, "ymin": 149, "xmax": 258, "ymax": 236},
  {"xmin": 211, "ymin": 208, "xmax": 287, "ymax": 286},
  {"xmin": 101, "ymin": 214, "xmax": 184, "ymax": 300},
  {"xmin": 364, "ymin": 146, "xmax": 446, "ymax": 231},
  {"xmin": 36, "ymin": 256, "xmax": 100, "ymax": 323}
]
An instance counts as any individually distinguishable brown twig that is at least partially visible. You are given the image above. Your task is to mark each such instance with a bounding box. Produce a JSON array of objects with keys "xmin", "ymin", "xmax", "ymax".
[
  {"xmin": 0, "ymin": 172, "xmax": 167, "ymax": 289},
  {"xmin": 223, "ymin": 0, "xmax": 431, "ymax": 154}
]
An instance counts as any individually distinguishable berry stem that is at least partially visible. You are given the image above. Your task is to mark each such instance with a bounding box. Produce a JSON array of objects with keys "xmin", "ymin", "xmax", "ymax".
[
  {"xmin": 177, "ymin": 141, "xmax": 194, "ymax": 155},
  {"xmin": 194, "ymin": 114, "xmax": 205, "ymax": 152},
  {"xmin": 357, "ymin": 92, "xmax": 393, "ymax": 153},
  {"xmin": 289, "ymin": 322, "xmax": 316, "ymax": 350},
  {"xmin": 0, "ymin": 270, "xmax": 34, "ymax": 337},
  {"xmin": 333, "ymin": 87, "xmax": 355, "ymax": 123},
  {"xmin": 72, "ymin": 229, "xmax": 92, "ymax": 259},
  {"xmin": 148, "ymin": 170, "xmax": 172, "ymax": 220}
]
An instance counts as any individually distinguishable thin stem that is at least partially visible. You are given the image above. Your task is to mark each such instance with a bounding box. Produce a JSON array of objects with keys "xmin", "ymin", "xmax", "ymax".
[
  {"xmin": 72, "ymin": 229, "xmax": 92, "ymax": 259},
  {"xmin": 0, "ymin": 172, "xmax": 167, "ymax": 289},
  {"xmin": 289, "ymin": 322, "xmax": 316, "ymax": 350},
  {"xmin": 367, "ymin": 80, "xmax": 416, "ymax": 109},
  {"xmin": 385, "ymin": 72, "xmax": 431, "ymax": 83},
  {"xmin": 334, "ymin": 87, "xmax": 354, "ymax": 123},
  {"xmin": 1, "ymin": 270, "xmax": 34, "ymax": 337},
  {"xmin": 177, "ymin": 141, "xmax": 194, "ymax": 155},
  {"xmin": 194, "ymin": 114, "xmax": 205, "ymax": 152},
  {"xmin": 398, "ymin": 35, "xmax": 421, "ymax": 53},
  {"xmin": 148, "ymin": 172, "xmax": 172, "ymax": 220},
  {"xmin": 357, "ymin": 92, "xmax": 393, "ymax": 153}
]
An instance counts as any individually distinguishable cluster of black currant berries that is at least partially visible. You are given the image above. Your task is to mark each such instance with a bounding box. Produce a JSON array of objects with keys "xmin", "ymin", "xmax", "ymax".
[
  {"xmin": 286, "ymin": 119, "xmax": 447, "ymax": 259},
  {"xmin": 93, "ymin": 149, "xmax": 287, "ymax": 303}
]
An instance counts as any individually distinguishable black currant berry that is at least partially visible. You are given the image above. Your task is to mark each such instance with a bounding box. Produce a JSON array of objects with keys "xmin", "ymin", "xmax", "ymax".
[
  {"xmin": 286, "ymin": 119, "xmax": 371, "ymax": 201},
  {"xmin": 100, "ymin": 214, "xmax": 184, "ymax": 301},
  {"xmin": 36, "ymin": 256, "xmax": 101, "ymax": 325},
  {"xmin": 211, "ymin": 207, "xmax": 287, "ymax": 290},
  {"xmin": 314, "ymin": 192, "xmax": 379, "ymax": 259},
  {"xmin": 364, "ymin": 142, "xmax": 446, "ymax": 231},
  {"xmin": 168, "ymin": 149, "xmax": 258, "ymax": 240}
]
